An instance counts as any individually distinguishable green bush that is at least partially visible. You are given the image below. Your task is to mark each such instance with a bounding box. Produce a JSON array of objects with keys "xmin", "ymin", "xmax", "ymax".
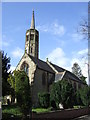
[
  {"xmin": 60, "ymin": 80, "xmax": 75, "ymax": 108},
  {"xmin": 50, "ymin": 80, "xmax": 75, "ymax": 109},
  {"xmin": 79, "ymin": 86, "xmax": 90, "ymax": 106},
  {"xmin": 50, "ymin": 82, "xmax": 61, "ymax": 108},
  {"xmin": 75, "ymin": 90, "xmax": 83, "ymax": 106},
  {"xmin": 38, "ymin": 92, "xmax": 50, "ymax": 108},
  {"xmin": 14, "ymin": 70, "xmax": 32, "ymax": 117},
  {"xmin": 51, "ymin": 100, "xmax": 57, "ymax": 109}
]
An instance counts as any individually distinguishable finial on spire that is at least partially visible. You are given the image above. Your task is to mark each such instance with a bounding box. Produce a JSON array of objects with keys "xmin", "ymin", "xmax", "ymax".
[{"xmin": 30, "ymin": 10, "xmax": 35, "ymax": 29}]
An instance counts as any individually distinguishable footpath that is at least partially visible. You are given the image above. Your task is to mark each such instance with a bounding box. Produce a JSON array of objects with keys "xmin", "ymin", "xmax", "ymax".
[{"xmin": 73, "ymin": 115, "xmax": 90, "ymax": 120}]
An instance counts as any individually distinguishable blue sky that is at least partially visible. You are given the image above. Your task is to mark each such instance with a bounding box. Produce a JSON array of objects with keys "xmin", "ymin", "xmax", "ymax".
[{"xmin": 2, "ymin": 2, "xmax": 88, "ymax": 82}]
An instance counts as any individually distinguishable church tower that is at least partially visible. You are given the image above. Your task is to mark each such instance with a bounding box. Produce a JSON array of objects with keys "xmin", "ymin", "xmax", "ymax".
[{"xmin": 25, "ymin": 10, "xmax": 39, "ymax": 59}]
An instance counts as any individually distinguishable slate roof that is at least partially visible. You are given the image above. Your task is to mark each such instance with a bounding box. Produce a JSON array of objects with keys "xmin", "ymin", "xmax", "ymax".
[
  {"xmin": 64, "ymin": 71, "xmax": 84, "ymax": 84},
  {"xmin": 28, "ymin": 55, "xmax": 55, "ymax": 73},
  {"xmin": 50, "ymin": 63, "xmax": 65, "ymax": 72},
  {"xmin": 51, "ymin": 63, "xmax": 85, "ymax": 84}
]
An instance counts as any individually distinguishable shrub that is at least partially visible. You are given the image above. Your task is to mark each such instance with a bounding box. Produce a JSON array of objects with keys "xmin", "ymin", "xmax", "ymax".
[
  {"xmin": 50, "ymin": 82, "xmax": 61, "ymax": 108},
  {"xmin": 38, "ymin": 92, "xmax": 50, "ymax": 108},
  {"xmin": 14, "ymin": 70, "xmax": 32, "ymax": 117},
  {"xmin": 60, "ymin": 80, "xmax": 75, "ymax": 108},
  {"xmin": 51, "ymin": 100, "xmax": 57, "ymax": 109},
  {"xmin": 79, "ymin": 86, "xmax": 90, "ymax": 106},
  {"xmin": 75, "ymin": 89, "xmax": 83, "ymax": 106},
  {"xmin": 50, "ymin": 80, "xmax": 75, "ymax": 109}
]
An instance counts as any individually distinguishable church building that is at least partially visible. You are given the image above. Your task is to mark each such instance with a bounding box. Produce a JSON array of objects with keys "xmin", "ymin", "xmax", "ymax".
[{"xmin": 16, "ymin": 11, "xmax": 85, "ymax": 106}]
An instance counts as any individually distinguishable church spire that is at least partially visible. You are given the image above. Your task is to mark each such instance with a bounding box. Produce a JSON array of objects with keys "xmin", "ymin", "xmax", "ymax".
[{"xmin": 30, "ymin": 10, "xmax": 35, "ymax": 29}]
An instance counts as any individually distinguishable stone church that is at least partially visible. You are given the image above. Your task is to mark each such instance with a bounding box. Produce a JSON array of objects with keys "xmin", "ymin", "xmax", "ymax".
[{"xmin": 16, "ymin": 11, "xmax": 85, "ymax": 106}]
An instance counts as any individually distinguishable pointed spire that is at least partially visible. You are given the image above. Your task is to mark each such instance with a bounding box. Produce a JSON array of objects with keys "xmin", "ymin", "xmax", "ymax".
[{"xmin": 30, "ymin": 10, "xmax": 35, "ymax": 29}]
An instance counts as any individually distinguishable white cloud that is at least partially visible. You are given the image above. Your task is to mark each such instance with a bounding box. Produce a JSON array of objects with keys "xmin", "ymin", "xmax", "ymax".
[
  {"xmin": 47, "ymin": 48, "xmax": 69, "ymax": 67},
  {"xmin": 11, "ymin": 47, "xmax": 24, "ymax": 58},
  {"xmin": 37, "ymin": 24, "xmax": 49, "ymax": 32},
  {"xmin": 71, "ymin": 33, "xmax": 84, "ymax": 42},
  {"xmin": 77, "ymin": 48, "xmax": 88, "ymax": 55},
  {"xmin": 51, "ymin": 22, "xmax": 65, "ymax": 36},
  {"xmin": 37, "ymin": 20, "xmax": 66, "ymax": 37}
]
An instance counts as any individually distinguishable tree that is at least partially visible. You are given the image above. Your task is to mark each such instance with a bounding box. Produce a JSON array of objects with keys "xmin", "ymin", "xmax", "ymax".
[
  {"xmin": 80, "ymin": 75, "xmax": 87, "ymax": 84},
  {"xmin": 2, "ymin": 51, "xmax": 11, "ymax": 96},
  {"xmin": 75, "ymin": 89, "xmax": 83, "ymax": 106},
  {"xmin": 38, "ymin": 92, "xmax": 50, "ymax": 108},
  {"xmin": 79, "ymin": 86, "xmax": 90, "ymax": 106},
  {"xmin": 50, "ymin": 80, "xmax": 75, "ymax": 109},
  {"xmin": 72, "ymin": 62, "xmax": 82, "ymax": 79},
  {"xmin": 14, "ymin": 70, "xmax": 32, "ymax": 118},
  {"xmin": 77, "ymin": 18, "xmax": 88, "ymax": 40},
  {"xmin": 60, "ymin": 80, "xmax": 75, "ymax": 108},
  {"xmin": 8, "ymin": 74, "xmax": 15, "ymax": 103},
  {"xmin": 50, "ymin": 82, "xmax": 61, "ymax": 108},
  {"xmin": 72, "ymin": 62, "xmax": 87, "ymax": 84},
  {"xmin": 8, "ymin": 74, "xmax": 15, "ymax": 89}
]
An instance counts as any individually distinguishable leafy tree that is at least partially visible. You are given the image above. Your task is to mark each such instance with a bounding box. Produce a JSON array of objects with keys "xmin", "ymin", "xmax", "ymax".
[
  {"xmin": 79, "ymin": 86, "xmax": 90, "ymax": 106},
  {"xmin": 8, "ymin": 74, "xmax": 15, "ymax": 103},
  {"xmin": 72, "ymin": 62, "xmax": 87, "ymax": 84},
  {"xmin": 50, "ymin": 80, "xmax": 75, "ymax": 109},
  {"xmin": 75, "ymin": 89, "xmax": 83, "ymax": 106},
  {"xmin": 50, "ymin": 82, "xmax": 61, "ymax": 108},
  {"xmin": 2, "ymin": 51, "xmax": 11, "ymax": 96},
  {"xmin": 8, "ymin": 74, "xmax": 15, "ymax": 89},
  {"xmin": 60, "ymin": 80, "xmax": 75, "ymax": 108},
  {"xmin": 14, "ymin": 70, "xmax": 32, "ymax": 118},
  {"xmin": 72, "ymin": 62, "xmax": 82, "ymax": 79},
  {"xmin": 80, "ymin": 75, "xmax": 87, "ymax": 84},
  {"xmin": 38, "ymin": 92, "xmax": 50, "ymax": 108}
]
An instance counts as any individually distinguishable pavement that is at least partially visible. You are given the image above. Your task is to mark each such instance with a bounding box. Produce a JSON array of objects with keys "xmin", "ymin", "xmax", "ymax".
[{"xmin": 73, "ymin": 115, "xmax": 90, "ymax": 120}]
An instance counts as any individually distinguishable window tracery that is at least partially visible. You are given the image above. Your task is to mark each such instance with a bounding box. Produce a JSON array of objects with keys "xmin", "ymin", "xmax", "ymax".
[{"xmin": 20, "ymin": 62, "xmax": 29, "ymax": 75}]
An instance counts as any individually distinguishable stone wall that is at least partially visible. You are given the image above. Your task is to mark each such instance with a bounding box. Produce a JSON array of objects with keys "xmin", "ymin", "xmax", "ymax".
[{"xmin": 31, "ymin": 68, "xmax": 54, "ymax": 106}]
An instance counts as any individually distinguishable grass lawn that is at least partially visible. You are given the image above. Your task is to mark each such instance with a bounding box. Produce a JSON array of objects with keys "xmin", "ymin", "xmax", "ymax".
[
  {"xmin": 2, "ymin": 104, "xmax": 22, "ymax": 116},
  {"xmin": 2, "ymin": 104, "xmax": 22, "ymax": 119},
  {"xmin": 2, "ymin": 104, "xmax": 51, "ymax": 119},
  {"xmin": 32, "ymin": 107, "xmax": 51, "ymax": 113}
]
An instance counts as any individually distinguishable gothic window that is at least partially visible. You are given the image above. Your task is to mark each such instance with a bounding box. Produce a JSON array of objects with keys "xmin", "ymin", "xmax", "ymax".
[
  {"xmin": 35, "ymin": 35, "xmax": 38, "ymax": 41},
  {"xmin": 30, "ymin": 34, "xmax": 34, "ymax": 40},
  {"xmin": 42, "ymin": 72, "xmax": 46, "ymax": 85},
  {"xmin": 20, "ymin": 62, "xmax": 29, "ymax": 75},
  {"xmin": 26, "ymin": 35, "xmax": 29, "ymax": 41},
  {"xmin": 31, "ymin": 47, "xmax": 32, "ymax": 53}
]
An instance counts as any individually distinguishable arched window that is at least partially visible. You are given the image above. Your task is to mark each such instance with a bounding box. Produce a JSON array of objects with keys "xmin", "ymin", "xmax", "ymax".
[
  {"xmin": 26, "ymin": 35, "xmax": 29, "ymax": 41},
  {"xmin": 31, "ymin": 47, "xmax": 33, "ymax": 53},
  {"xmin": 20, "ymin": 62, "xmax": 29, "ymax": 75}
]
